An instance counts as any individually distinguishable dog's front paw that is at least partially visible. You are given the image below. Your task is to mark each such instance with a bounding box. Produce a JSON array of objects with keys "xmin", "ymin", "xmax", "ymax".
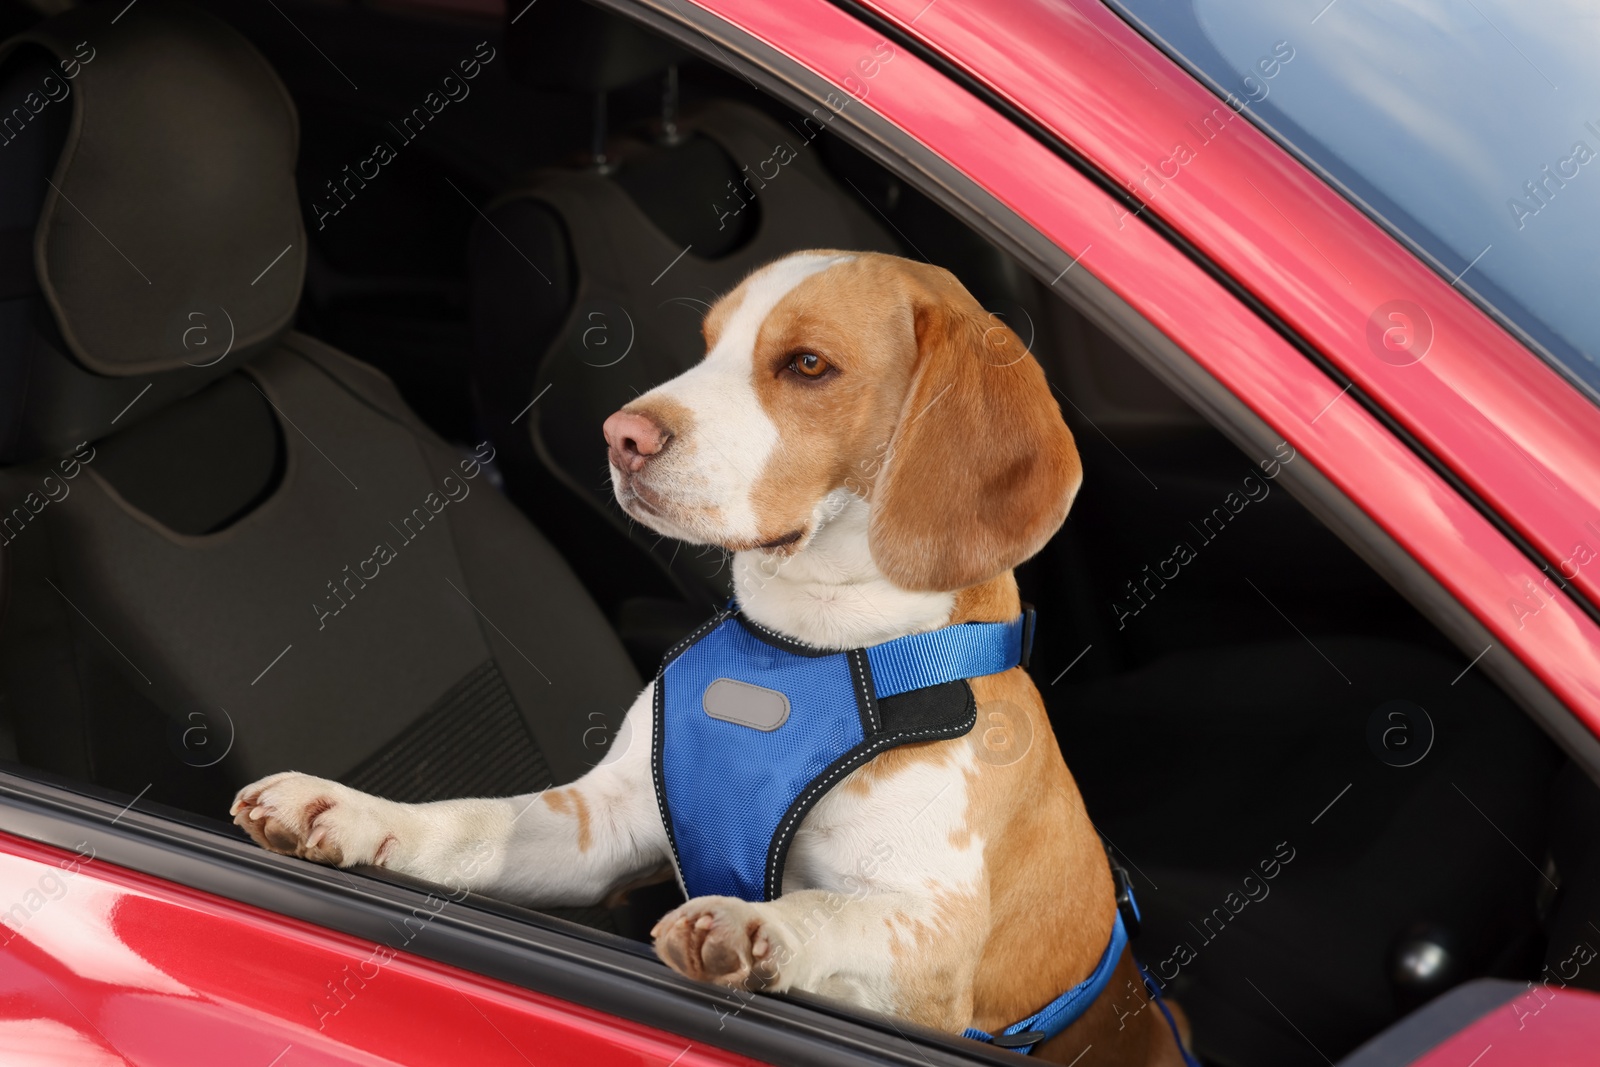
[
  {"xmin": 230, "ymin": 772, "xmax": 397, "ymax": 868},
  {"xmin": 652, "ymin": 896, "xmax": 790, "ymax": 991}
]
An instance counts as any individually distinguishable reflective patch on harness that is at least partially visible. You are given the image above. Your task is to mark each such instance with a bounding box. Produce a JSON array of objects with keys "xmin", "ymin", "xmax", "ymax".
[{"xmin": 703, "ymin": 677, "xmax": 791, "ymax": 731}]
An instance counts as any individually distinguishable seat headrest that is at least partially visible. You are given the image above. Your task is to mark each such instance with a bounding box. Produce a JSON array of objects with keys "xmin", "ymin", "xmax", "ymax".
[
  {"xmin": 508, "ymin": 0, "xmax": 689, "ymax": 93},
  {"xmin": 0, "ymin": 0, "xmax": 303, "ymax": 380}
]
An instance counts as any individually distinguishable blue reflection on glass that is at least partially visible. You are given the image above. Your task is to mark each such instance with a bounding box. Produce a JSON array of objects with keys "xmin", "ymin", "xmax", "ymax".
[{"xmin": 1110, "ymin": 0, "xmax": 1600, "ymax": 399}]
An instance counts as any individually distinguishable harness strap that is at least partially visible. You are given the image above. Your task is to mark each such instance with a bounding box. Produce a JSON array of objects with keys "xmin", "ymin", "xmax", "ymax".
[
  {"xmin": 866, "ymin": 608, "xmax": 1034, "ymax": 698},
  {"xmin": 965, "ymin": 880, "xmax": 1199, "ymax": 1063},
  {"xmin": 1141, "ymin": 961, "xmax": 1203, "ymax": 1067},
  {"xmin": 963, "ymin": 912, "xmax": 1128, "ymax": 1055}
]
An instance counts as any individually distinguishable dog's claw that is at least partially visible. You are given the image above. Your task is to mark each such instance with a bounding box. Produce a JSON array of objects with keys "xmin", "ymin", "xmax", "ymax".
[
  {"xmin": 230, "ymin": 772, "xmax": 393, "ymax": 870},
  {"xmin": 653, "ymin": 896, "xmax": 787, "ymax": 992}
]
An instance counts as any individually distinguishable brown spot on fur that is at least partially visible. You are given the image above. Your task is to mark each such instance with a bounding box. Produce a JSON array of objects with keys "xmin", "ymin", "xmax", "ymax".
[
  {"xmin": 542, "ymin": 789, "xmax": 593, "ymax": 853},
  {"xmin": 744, "ymin": 255, "xmax": 919, "ymax": 547},
  {"xmin": 842, "ymin": 575, "xmax": 1131, "ymax": 1050},
  {"xmin": 840, "ymin": 735, "xmax": 962, "ymax": 798},
  {"xmin": 885, "ymin": 886, "xmax": 986, "ymax": 1028},
  {"xmin": 569, "ymin": 790, "xmax": 592, "ymax": 852}
]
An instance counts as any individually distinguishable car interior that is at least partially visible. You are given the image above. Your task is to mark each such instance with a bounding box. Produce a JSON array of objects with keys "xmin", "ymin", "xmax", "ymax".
[{"xmin": 0, "ymin": 1, "xmax": 1597, "ymax": 1064}]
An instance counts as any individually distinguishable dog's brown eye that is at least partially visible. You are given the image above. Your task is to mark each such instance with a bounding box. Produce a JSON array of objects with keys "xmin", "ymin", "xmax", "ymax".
[{"xmin": 789, "ymin": 352, "xmax": 830, "ymax": 379}]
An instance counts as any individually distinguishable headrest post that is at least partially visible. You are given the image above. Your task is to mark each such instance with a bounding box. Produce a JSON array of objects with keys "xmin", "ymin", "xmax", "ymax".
[
  {"xmin": 658, "ymin": 64, "xmax": 685, "ymax": 146},
  {"xmin": 588, "ymin": 90, "xmax": 616, "ymax": 174}
]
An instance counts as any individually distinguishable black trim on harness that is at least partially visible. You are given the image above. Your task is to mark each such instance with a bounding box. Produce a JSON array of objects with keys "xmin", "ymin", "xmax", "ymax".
[
  {"xmin": 763, "ymin": 675, "xmax": 977, "ymax": 899},
  {"xmin": 736, "ymin": 610, "xmax": 850, "ymax": 658}
]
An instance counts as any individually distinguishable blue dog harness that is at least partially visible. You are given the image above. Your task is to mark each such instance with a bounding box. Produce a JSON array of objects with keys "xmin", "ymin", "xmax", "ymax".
[
  {"xmin": 651, "ymin": 605, "xmax": 1195, "ymax": 1061},
  {"xmin": 652, "ymin": 606, "xmax": 1031, "ymax": 901}
]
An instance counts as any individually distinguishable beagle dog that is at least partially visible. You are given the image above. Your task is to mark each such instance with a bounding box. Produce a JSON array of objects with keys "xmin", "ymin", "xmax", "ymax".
[{"xmin": 232, "ymin": 251, "xmax": 1190, "ymax": 1066}]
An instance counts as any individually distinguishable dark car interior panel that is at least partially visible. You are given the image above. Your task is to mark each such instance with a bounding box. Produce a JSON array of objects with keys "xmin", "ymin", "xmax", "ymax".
[{"xmin": 0, "ymin": 1, "xmax": 1593, "ymax": 1064}]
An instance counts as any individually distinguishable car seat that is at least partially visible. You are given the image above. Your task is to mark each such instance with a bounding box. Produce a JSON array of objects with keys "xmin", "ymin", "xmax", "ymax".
[{"xmin": 0, "ymin": 1, "xmax": 640, "ymax": 856}]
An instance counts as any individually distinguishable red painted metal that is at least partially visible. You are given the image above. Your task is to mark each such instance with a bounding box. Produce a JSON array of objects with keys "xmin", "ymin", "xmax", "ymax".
[
  {"xmin": 856, "ymin": 0, "xmax": 1600, "ymax": 622},
  {"xmin": 1411, "ymin": 984, "xmax": 1600, "ymax": 1067},
  {"xmin": 0, "ymin": 832, "xmax": 764, "ymax": 1066},
  {"xmin": 675, "ymin": 0, "xmax": 1600, "ymax": 731},
  {"xmin": 3, "ymin": 1, "xmax": 1597, "ymax": 1061}
]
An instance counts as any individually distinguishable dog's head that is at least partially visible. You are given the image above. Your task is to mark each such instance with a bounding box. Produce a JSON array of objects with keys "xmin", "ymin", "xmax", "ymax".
[{"xmin": 603, "ymin": 250, "xmax": 1081, "ymax": 592}]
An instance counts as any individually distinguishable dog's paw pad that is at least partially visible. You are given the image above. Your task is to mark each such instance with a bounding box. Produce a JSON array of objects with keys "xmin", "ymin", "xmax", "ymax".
[
  {"xmin": 652, "ymin": 897, "xmax": 786, "ymax": 991},
  {"xmin": 230, "ymin": 773, "xmax": 387, "ymax": 868}
]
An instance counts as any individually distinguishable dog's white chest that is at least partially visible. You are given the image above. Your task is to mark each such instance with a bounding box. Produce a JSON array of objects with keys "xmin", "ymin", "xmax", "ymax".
[{"xmin": 779, "ymin": 751, "xmax": 989, "ymax": 899}]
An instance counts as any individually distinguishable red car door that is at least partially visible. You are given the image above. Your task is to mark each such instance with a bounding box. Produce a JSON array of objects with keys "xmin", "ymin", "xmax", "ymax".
[{"xmin": 2, "ymin": 0, "xmax": 1598, "ymax": 1065}]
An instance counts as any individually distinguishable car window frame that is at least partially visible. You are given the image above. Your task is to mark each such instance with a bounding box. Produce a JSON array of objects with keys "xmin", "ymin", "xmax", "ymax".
[
  {"xmin": 1098, "ymin": 0, "xmax": 1600, "ymax": 412},
  {"xmin": 830, "ymin": 0, "xmax": 1600, "ymax": 630}
]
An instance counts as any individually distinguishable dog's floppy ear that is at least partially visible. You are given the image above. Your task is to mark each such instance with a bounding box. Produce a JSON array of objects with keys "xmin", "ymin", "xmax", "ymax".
[{"xmin": 868, "ymin": 277, "xmax": 1081, "ymax": 592}]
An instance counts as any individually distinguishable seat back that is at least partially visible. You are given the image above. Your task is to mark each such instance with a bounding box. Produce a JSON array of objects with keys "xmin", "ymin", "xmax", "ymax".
[
  {"xmin": 0, "ymin": 2, "xmax": 640, "ymax": 819},
  {"xmin": 0, "ymin": 1, "xmax": 304, "ymax": 464}
]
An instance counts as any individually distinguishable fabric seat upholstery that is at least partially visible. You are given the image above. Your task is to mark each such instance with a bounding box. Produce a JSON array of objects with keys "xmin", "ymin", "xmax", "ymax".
[{"xmin": 0, "ymin": 2, "xmax": 639, "ymax": 831}]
